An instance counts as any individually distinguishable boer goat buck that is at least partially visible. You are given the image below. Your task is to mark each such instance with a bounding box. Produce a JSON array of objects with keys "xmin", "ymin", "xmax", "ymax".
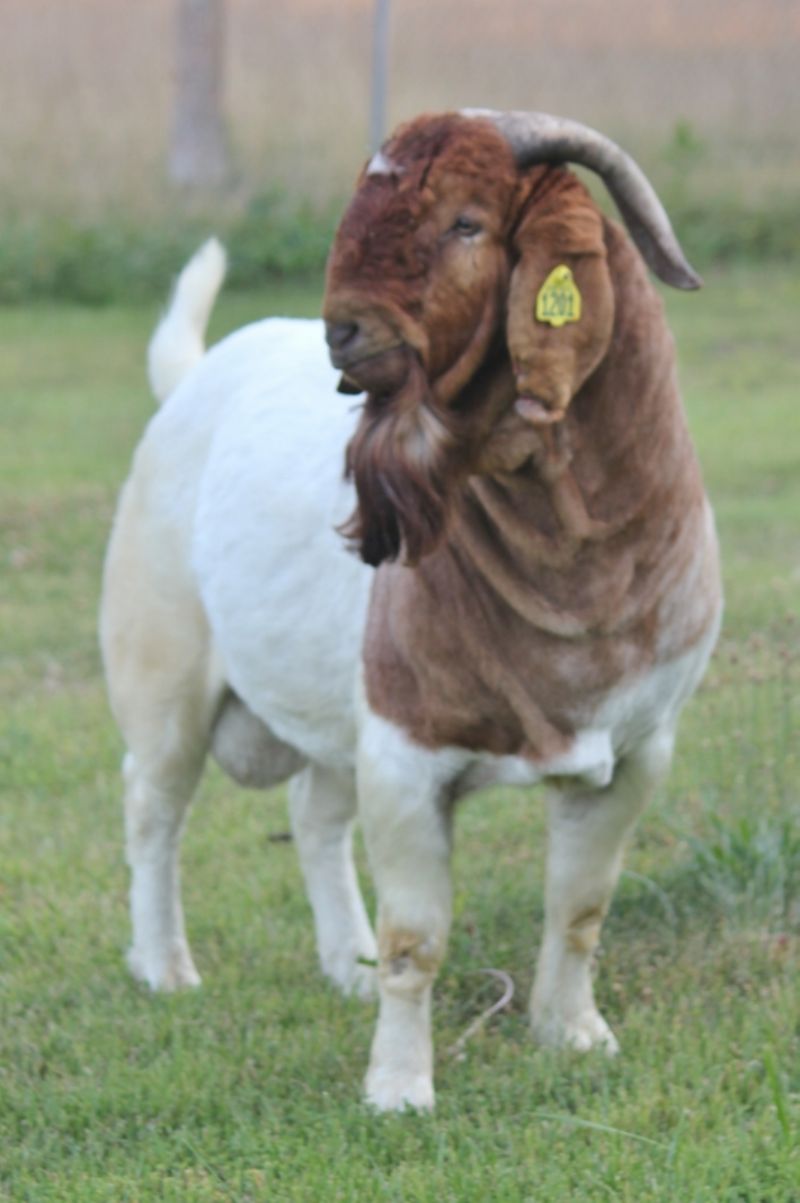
[{"xmin": 101, "ymin": 110, "xmax": 721, "ymax": 1111}]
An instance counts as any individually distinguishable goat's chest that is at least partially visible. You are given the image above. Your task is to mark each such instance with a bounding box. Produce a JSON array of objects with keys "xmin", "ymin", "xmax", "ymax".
[
  {"xmin": 361, "ymin": 505, "xmax": 720, "ymax": 767},
  {"xmin": 363, "ymin": 577, "xmax": 635, "ymax": 762}
]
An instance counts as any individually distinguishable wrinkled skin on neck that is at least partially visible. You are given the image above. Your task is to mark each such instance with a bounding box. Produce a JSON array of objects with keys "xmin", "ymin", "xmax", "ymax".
[{"xmin": 362, "ymin": 225, "xmax": 720, "ymax": 759}]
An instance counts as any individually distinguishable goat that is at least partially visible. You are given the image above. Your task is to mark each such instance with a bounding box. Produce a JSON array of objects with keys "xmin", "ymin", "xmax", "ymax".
[{"xmin": 100, "ymin": 110, "xmax": 721, "ymax": 1112}]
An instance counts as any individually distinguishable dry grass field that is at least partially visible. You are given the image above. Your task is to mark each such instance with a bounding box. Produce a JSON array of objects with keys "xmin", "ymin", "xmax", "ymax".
[{"xmin": 0, "ymin": 0, "xmax": 798, "ymax": 218}]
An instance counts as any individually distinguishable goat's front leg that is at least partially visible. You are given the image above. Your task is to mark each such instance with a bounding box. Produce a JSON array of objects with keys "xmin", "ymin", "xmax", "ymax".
[
  {"xmin": 288, "ymin": 763, "xmax": 377, "ymax": 1000},
  {"xmin": 357, "ymin": 715, "xmax": 458, "ymax": 1112},
  {"xmin": 531, "ymin": 729, "xmax": 674, "ymax": 1052}
]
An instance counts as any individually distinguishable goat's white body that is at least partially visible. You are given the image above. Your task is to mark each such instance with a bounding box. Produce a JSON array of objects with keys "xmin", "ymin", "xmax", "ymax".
[
  {"xmin": 101, "ymin": 241, "xmax": 720, "ymax": 1112},
  {"xmin": 137, "ymin": 313, "xmax": 718, "ymax": 790},
  {"xmin": 190, "ymin": 321, "xmax": 372, "ymax": 769},
  {"xmin": 141, "ymin": 315, "xmax": 374, "ymax": 769}
]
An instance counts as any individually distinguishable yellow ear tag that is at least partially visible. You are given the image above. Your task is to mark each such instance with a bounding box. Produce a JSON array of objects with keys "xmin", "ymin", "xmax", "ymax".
[{"xmin": 535, "ymin": 265, "xmax": 582, "ymax": 328}]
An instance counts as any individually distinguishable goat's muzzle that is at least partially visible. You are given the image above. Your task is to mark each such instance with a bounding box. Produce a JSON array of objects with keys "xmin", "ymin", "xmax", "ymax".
[
  {"xmin": 325, "ymin": 320, "xmax": 360, "ymax": 360},
  {"xmin": 324, "ymin": 318, "xmax": 405, "ymax": 379}
]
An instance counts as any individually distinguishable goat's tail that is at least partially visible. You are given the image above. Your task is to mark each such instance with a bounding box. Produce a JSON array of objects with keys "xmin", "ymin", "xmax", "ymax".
[{"xmin": 147, "ymin": 237, "xmax": 227, "ymax": 405}]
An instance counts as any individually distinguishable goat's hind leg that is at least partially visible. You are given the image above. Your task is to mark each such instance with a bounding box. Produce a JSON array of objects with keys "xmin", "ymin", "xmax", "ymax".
[
  {"xmin": 101, "ymin": 491, "xmax": 221, "ymax": 992},
  {"xmin": 531, "ymin": 729, "xmax": 674, "ymax": 1053},
  {"xmin": 115, "ymin": 688, "xmax": 214, "ymax": 994},
  {"xmin": 121, "ymin": 738, "xmax": 208, "ymax": 992}
]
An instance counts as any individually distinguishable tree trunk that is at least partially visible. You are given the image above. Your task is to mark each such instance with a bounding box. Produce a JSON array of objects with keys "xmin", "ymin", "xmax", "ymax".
[{"xmin": 169, "ymin": 0, "xmax": 233, "ymax": 192}]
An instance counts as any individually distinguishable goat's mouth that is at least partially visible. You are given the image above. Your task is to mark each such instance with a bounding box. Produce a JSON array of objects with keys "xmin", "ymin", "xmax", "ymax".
[
  {"xmin": 328, "ymin": 340, "xmax": 401, "ymax": 370},
  {"xmin": 331, "ymin": 343, "xmax": 410, "ymax": 395}
]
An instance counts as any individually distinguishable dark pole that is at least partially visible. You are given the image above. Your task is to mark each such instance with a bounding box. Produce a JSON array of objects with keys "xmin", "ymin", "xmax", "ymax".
[
  {"xmin": 370, "ymin": 0, "xmax": 390, "ymax": 152},
  {"xmin": 169, "ymin": 0, "xmax": 233, "ymax": 191}
]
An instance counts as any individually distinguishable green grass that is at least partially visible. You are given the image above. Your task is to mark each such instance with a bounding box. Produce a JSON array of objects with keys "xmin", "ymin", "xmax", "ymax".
[
  {"xmin": 0, "ymin": 200, "xmax": 341, "ymax": 305},
  {"xmin": 1, "ymin": 267, "xmax": 798, "ymax": 1200},
  {"xmin": 1, "ymin": 191, "xmax": 799, "ymax": 306}
]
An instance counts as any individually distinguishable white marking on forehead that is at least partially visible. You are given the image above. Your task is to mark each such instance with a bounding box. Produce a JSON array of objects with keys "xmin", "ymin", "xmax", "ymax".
[{"xmin": 367, "ymin": 151, "xmax": 403, "ymax": 177}]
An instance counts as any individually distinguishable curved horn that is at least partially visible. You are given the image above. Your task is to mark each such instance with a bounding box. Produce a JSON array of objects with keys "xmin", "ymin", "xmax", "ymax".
[{"xmin": 462, "ymin": 108, "xmax": 701, "ymax": 290}]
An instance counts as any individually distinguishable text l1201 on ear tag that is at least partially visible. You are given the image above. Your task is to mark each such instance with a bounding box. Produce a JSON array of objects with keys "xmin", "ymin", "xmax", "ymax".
[{"xmin": 535, "ymin": 265, "xmax": 582, "ymax": 328}]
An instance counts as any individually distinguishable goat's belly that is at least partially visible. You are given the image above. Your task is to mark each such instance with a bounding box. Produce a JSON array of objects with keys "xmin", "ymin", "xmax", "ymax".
[{"xmin": 193, "ymin": 375, "xmax": 372, "ymax": 771}]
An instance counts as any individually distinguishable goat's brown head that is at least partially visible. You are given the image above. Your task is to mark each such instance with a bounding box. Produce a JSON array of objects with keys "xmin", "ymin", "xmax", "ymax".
[{"xmin": 324, "ymin": 110, "xmax": 700, "ymax": 567}]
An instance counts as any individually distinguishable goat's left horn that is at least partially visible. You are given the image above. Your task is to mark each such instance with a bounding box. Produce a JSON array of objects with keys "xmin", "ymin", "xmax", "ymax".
[{"xmin": 463, "ymin": 108, "xmax": 701, "ymax": 291}]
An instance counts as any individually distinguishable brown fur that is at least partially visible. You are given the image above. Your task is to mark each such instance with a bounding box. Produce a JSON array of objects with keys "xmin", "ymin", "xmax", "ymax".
[
  {"xmin": 326, "ymin": 115, "xmax": 518, "ymax": 565},
  {"xmin": 323, "ymin": 113, "xmax": 721, "ymax": 761},
  {"xmin": 339, "ymin": 350, "xmax": 465, "ymax": 567}
]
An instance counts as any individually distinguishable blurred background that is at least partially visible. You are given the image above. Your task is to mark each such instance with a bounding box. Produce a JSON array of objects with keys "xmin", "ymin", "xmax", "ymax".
[
  {"xmin": 2, "ymin": 9, "xmax": 799, "ymax": 1190},
  {"xmin": 0, "ymin": 0, "xmax": 797, "ymax": 301}
]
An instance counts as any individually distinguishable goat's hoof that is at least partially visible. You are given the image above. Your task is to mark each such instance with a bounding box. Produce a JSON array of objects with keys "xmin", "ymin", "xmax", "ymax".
[
  {"xmin": 322, "ymin": 952, "xmax": 378, "ymax": 1001},
  {"xmin": 531, "ymin": 1008, "xmax": 619, "ymax": 1055},
  {"xmin": 364, "ymin": 1066, "xmax": 435, "ymax": 1113},
  {"xmin": 127, "ymin": 945, "xmax": 202, "ymax": 993},
  {"xmin": 345, "ymin": 963, "xmax": 378, "ymax": 1002}
]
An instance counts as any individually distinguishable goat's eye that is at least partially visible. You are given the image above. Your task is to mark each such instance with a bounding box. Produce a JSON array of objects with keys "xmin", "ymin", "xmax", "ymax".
[{"xmin": 451, "ymin": 216, "xmax": 482, "ymax": 238}]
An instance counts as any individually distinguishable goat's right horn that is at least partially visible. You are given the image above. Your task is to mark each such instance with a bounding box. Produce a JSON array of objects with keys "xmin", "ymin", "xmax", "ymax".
[{"xmin": 463, "ymin": 108, "xmax": 701, "ymax": 291}]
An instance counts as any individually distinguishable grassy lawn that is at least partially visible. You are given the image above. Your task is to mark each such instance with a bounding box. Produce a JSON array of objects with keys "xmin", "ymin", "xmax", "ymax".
[{"xmin": 1, "ymin": 266, "xmax": 798, "ymax": 1201}]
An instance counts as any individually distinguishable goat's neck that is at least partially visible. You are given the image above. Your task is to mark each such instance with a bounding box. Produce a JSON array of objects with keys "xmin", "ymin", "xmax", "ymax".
[
  {"xmin": 432, "ymin": 246, "xmax": 707, "ymax": 633},
  {"xmin": 464, "ymin": 232, "xmax": 698, "ymax": 558}
]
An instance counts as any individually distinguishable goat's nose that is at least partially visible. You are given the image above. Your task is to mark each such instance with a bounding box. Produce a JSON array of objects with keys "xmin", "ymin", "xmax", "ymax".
[{"xmin": 325, "ymin": 320, "xmax": 360, "ymax": 352}]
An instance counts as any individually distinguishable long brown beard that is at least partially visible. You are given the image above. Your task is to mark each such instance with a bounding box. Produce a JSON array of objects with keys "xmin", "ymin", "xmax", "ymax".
[{"xmin": 340, "ymin": 351, "xmax": 466, "ymax": 567}]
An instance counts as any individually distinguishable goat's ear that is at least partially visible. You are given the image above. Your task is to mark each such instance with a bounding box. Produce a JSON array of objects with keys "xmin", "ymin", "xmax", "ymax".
[{"xmin": 506, "ymin": 172, "xmax": 615, "ymax": 424}]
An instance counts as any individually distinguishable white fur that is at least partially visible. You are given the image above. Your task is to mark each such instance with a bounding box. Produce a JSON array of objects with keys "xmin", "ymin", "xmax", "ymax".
[
  {"xmin": 191, "ymin": 336, "xmax": 372, "ymax": 769},
  {"xmin": 356, "ymin": 698, "xmax": 458, "ymax": 1111},
  {"xmin": 101, "ymin": 244, "xmax": 721, "ymax": 1112},
  {"xmin": 367, "ymin": 151, "xmax": 403, "ymax": 177},
  {"xmin": 147, "ymin": 238, "xmax": 227, "ymax": 404},
  {"xmin": 289, "ymin": 763, "xmax": 377, "ymax": 998},
  {"xmin": 530, "ymin": 730, "xmax": 674, "ymax": 1053},
  {"xmin": 102, "ymin": 313, "xmax": 377, "ymax": 999}
]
